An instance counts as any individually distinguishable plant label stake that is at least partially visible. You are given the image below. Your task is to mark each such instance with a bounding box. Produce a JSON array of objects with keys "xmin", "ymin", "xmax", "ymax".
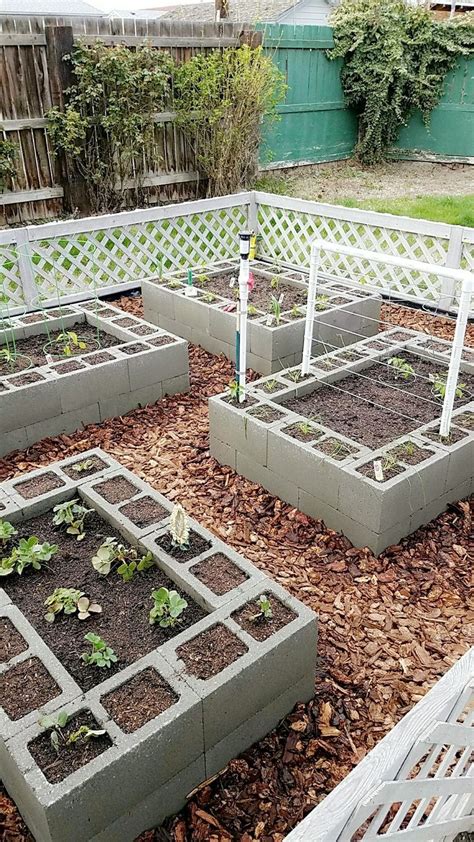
[
  {"xmin": 184, "ymin": 268, "xmax": 197, "ymax": 298},
  {"xmin": 236, "ymin": 232, "xmax": 251, "ymax": 403},
  {"xmin": 301, "ymin": 244, "xmax": 321, "ymax": 376}
]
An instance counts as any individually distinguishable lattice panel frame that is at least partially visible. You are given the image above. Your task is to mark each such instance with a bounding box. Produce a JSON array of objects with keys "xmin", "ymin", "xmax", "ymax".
[
  {"xmin": 0, "ymin": 241, "xmax": 26, "ymax": 311},
  {"xmin": 27, "ymin": 205, "xmax": 249, "ymax": 306},
  {"xmin": 257, "ymin": 204, "xmax": 453, "ymax": 306}
]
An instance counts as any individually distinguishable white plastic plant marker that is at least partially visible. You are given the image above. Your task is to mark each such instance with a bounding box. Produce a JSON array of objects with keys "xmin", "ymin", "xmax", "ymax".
[
  {"xmin": 373, "ymin": 460, "xmax": 384, "ymax": 482},
  {"xmin": 439, "ymin": 277, "xmax": 473, "ymax": 438},
  {"xmin": 238, "ymin": 232, "xmax": 251, "ymax": 403},
  {"xmin": 301, "ymin": 244, "xmax": 321, "ymax": 376}
]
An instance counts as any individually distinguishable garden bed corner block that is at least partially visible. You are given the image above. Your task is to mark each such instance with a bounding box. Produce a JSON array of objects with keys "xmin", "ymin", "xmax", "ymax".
[
  {"xmin": 0, "ymin": 450, "xmax": 317, "ymax": 842},
  {"xmin": 142, "ymin": 259, "xmax": 382, "ymax": 375},
  {"xmin": 209, "ymin": 331, "xmax": 474, "ymax": 555},
  {"xmin": 0, "ymin": 304, "xmax": 190, "ymax": 459}
]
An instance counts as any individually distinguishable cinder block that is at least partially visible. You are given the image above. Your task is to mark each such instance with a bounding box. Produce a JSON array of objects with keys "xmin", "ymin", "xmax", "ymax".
[
  {"xmin": 208, "ymin": 397, "xmax": 268, "ymax": 465},
  {"xmin": 56, "ymin": 354, "xmax": 130, "ymax": 413},
  {"xmin": 236, "ymin": 450, "xmax": 299, "ymax": 508},
  {"xmin": 210, "ymin": 435, "xmax": 237, "ymax": 470},
  {"xmin": 1, "ymin": 373, "xmax": 61, "ymax": 433},
  {"xmin": 25, "ymin": 403, "xmax": 101, "ymax": 448}
]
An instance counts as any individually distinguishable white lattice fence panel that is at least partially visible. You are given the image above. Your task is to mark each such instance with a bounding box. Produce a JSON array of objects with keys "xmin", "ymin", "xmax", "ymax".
[
  {"xmin": 0, "ymin": 239, "xmax": 26, "ymax": 311},
  {"xmin": 256, "ymin": 202, "xmax": 452, "ymax": 305},
  {"xmin": 27, "ymin": 205, "xmax": 249, "ymax": 306},
  {"xmin": 285, "ymin": 649, "xmax": 474, "ymax": 842}
]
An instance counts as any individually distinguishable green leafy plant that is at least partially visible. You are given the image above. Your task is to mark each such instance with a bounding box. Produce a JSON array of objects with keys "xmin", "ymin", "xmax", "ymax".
[
  {"xmin": 430, "ymin": 373, "xmax": 466, "ymax": 400},
  {"xmin": 81, "ymin": 632, "xmax": 117, "ymax": 668},
  {"xmin": 71, "ymin": 459, "xmax": 95, "ymax": 473},
  {"xmin": 270, "ymin": 295, "xmax": 282, "ymax": 326},
  {"xmin": 0, "ymin": 138, "xmax": 17, "ymax": 191},
  {"xmin": 196, "ymin": 273, "xmax": 209, "ymax": 286},
  {"xmin": 44, "ymin": 588, "xmax": 102, "ymax": 623},
  {"xmin": 226, "ymin": 379, "xmax": 242, "ymax": 402},
  {"xmin": 38, "ymin": 711, "xmax": 106, "ymax": 753},
  {"xmin": 330, "ymin": 0, "xmax": 474, "ymax": 164},
  {"xmin": 388, "ymin": 356, "xmax": 415, "ymax": 381},
  {"xmin": 174, "ymin": 45, "xmax": 286, "ymax": 196},
  {"xmin": 290, "ymin": 305, "xmax": 302, "ymax": 319},
  {"xmin": 264, "ymin": 379, "xmax": 278, "ymax": 392},
  {"xmin": 315, "ymin": 294, "xmax": 329, "ymax": 311},
  {"xmin": 52, "ymin": 498, "xmax": 91, "ymax": 540},
  {"xmin": 0, "ymin": 537, "xmax": 58, "ymax": 577},
  {"xmin": 0, "ymin": 519, "xmax": 17, "ymax": 545},
  {"xmin": 298, "ymin": 421, "xmax": 314, "ymax": 435},
  {"xmin": 149, "ymin": 587, "xmax": 188, "ymax": 627},
  {"xmin": 47, "ymin": 42, "xmax": 173, "ymax": 213},
  {"xmin": 0, "ymin": 347, "xmax": 18, "ymax": 368},
  {"xmin": 270, "ymin": 275, "xmax": 280, "ymax": 291},
  {"xmin": 248, "ymin": 304, "xmax": 259, "ymax": 317},
  {"xmin": 169, "ymin": 503, "xmax": 189, "ymax": 549},
  {"xmin": 286, "ymin": 369, "xmax": 304, "ymax": 383},
  {"xmin": 168, "ymin": 280, "xmax": 182, "ymax": 290},
  {"xmin": 202, "ymin": 292, "xmax": 216, "ymax": 303},
  {"xmin": 55, "ymin": 331, "xmax": 87, "ymax": 357},
  {"xmin": 91, "ymin": 537, "xmax": 153, "ymax": 579},
  {"xmin": 250, "ymin": 593, "xmax": 273, "ymax": 621}
]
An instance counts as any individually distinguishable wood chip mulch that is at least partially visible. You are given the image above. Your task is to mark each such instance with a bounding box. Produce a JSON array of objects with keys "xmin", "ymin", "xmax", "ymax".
[{"xmin": 0, "ymin": 293, "xmax": 472, "ymax": 842}]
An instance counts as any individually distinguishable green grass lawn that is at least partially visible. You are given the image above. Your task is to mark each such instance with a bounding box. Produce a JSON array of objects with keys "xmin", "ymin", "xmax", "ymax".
[{"xmin": 337, "ymin": 195, "xmax": 474, "ymax": 227}]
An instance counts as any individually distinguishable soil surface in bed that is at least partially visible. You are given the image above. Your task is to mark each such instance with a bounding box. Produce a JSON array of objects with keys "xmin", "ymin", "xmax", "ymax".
[
  {"xmin": 192, "ymin": 270, "xmax": 309, "ymax": 312},
  {"xmin": 283, "ymin": 353, "xmax": 474, "ymax": 448},
  {"xmin": 0, "ymin": 323, "xmax": 120, "ymax": 375},
  {"xmin": 2, "ymin": 509, "xmax": 207, "ymax": 691}
]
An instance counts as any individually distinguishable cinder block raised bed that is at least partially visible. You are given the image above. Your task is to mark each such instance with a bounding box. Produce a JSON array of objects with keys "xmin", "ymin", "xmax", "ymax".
[
  {"xmin": 142, "ymin": 258, "xmax": 381, "ymax": 375},
  {"xmin": 0, "ymin": 450, "xmax": 316, "ymax": 842},
  {"xmin": 209, "ymin": 328, "xmax": 474, "ymax": 554},
  {"xmin": 0, "ymin": 303, "xmax": 189, "ymax": 458}
]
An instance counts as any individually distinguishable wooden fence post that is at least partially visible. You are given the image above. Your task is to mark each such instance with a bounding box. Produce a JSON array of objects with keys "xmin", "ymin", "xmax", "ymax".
[
  {"xmin": 45, "ymin": 25, "xmax": 88, "ymax": 214},
  {"xmin": 239, "ymin": 30, "xmax": 263, "ymax": 47}
]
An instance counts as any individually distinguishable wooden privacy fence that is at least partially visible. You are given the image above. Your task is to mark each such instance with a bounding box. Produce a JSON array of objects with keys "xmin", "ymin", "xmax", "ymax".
[
  {"xmin": 284, "ymin": 647, "xmax": 474, "ymax": 842},
  {"xmin": 0, "ymin": 192, "xmax": 473, "ymax": 316},
  {"xmin": 0, "ymin": 14, "xmax": 259, "ymax": 226}
]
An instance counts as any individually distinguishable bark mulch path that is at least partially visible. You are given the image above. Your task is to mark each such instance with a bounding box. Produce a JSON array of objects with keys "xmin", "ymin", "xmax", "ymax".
[{"xmin": 0, "ymin": 293, "xmax": 472, "ymax": 842}]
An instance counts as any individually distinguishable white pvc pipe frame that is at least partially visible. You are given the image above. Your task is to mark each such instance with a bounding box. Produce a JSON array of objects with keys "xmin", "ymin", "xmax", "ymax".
[
  {"xmin": 238, "ymin": 234, "xmax": 250, "ymax": 402},
  {"xmin": 301, "ymin": 239, "xmax": 474, "ymax": 438}
]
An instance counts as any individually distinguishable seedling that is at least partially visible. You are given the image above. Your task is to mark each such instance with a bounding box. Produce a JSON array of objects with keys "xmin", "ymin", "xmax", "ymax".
[
  {"xmin": 81, "ymin": 632, "xmax": 117, "ymax": 668},
  {"xmin": 52, "ymin": 498, "xmax": 91, "ymax": 541},
  {"xmin": 286, "ymin": 369, "xmax": 304, "ymax": 383},
  {"xmin": 250, "ymin": 594, "xmax": 273, "ymax": 622},
  {"xmin": 168, "ymin": 280, "xmax": 182, "ymax": 290},
  {"xmin": 91, "ymin": 537, "xmax": 153, "ymax": 580},
  {"xmin": 270, "ymin": 275, "xmax": 280, "ymax": 291},
  {"xmin": 270, "ymin": 296, "xmax": 281, "ymax": 326},
  {"xmin": 149, "ymin": 587, "xmax": 188, "ymax": 627},
  {"xmin": 196, "ymin": 273, "xmax": 209, "ymax": 286},
  {"xmin": 71, "ymin": 459, "xmax": 95, "ymax": 473},
  {"xmin": 226, "ymin": 379, "xmax": 242, "ymax": 402},
  {"xmin": 264, "ymin": 379, "xmax": 278, "ymax": 392},
  {"xmin": 401, "ymin": 441, "xmax": 416, "ymax": 458},
  {"xmin": 315, "ymin": 295, "xmax": 329, "ymax": 311},
  {"xmin": 0, "ymin": 347, "xmax": 18, "ymax": 368},
  {"xmin": 290, "ymin": 305, "xmax": 302, "ymax": 319},
  {"xmin": 430, "ymin": 373, "xmax": 465, "ymax": 401},
  {"xmin": 298, "ymin": 421, "xmax": 314, "ymax": 436},
  {"xmin": 0, "ymin": 537, "xmax": 57, "ymax": 577},
  {"xmin": 202, "ymin": 292, "xmax": 216, "ymax": 303},
  {"xmin": 38, "ymin": 711, "xmax": 106, "ymax": 754},
  {"xmin": 44, "ymin": 588, "xmax": 102, "ymax": 623},
  {"xmin": 55, "ymin": 331, "xmax": 87, "ymax": 357},
  {"xmin": 0, "ymin": 519, "xmax": 17, "ymax": 545},
  {"xmin": 248, "ymin": 304, "xmax": 259, "ymax": 316},
  {"xmin": 381, "ymin": 452, "xmax": 399, "ymax": 474},
  {"xmin": 169, "ymin": 503, "xmax": 189, "ymax": 549},
  {"xmin": 388, "ymin": 356, "xmax": 415, "ymax": 381}
]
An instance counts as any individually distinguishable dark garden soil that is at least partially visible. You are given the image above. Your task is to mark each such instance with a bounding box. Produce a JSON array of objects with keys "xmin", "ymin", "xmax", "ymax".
[
  {"xmin": 1, "ymin": 509, "xmax": 207, "ymax": 692},
  {"xmin": 283, "ymin": 422, "xmax": 323, "ymax": 443},
  {"xmin": 232, "ymin": 595, "xmax": 296, "ymax": 642},
  {"xmin": 0, "ymin": 617, "xmax": 28, "ymax": 662},
  {"xmin": 248, "ymin": 406, "xmax": 286, "ymax": 424},
  {"xmin": 283, "ymin": 353, "xmax": 474, "ymax": 449},
  {"xmin": 61, "ymin": 454, "xmax": 108, "ymax": 479},
  {"xmin": 0, "ymin": 323, "xmax": 120, "ymax": 375},
  {"xmin": 94, "ymin": 475, "xmax": 140, "ymax": 503},
  {"xmin": 357, "ymin": 461, "xmax": 406, "ymax": 482},
  {"xmin": 195, "ymin": 270, "xmax": 308, "ymax": 313},
  {"xmin": 51, "ymin": 359, "xmax": 86, "ymax": 374},
  {"xmin": 387, "ymin": 442, "xmax": 433, "ymax": 465},
  {"xmin": 15, "ymin": 471, "xmax": 65, "ymax": 499},
  {"xmin": 455, "ymin": 411, "xmax": 474, "ymax": 430},
  {"xmin": 28, "ymin": 710, "xmax": 112, "ymax": 784},
  {"xmin": 176, "ymin": 624, "xmax": 248, "ymax": 680},
  {"xmin": 101, "ymin": 667, "xmax": 178, "ymax": 733},
  {"xmin": 313, "ymin": 438, "xmax": 358, "ymax": 461},
  {"xmin": 149, "ymin": 335, "xmax": 178, "ymax": 347},
  {"xmin": 154, "ymin": 531, "xmax": 212, "ymax": 563},
  {"xmin": 0, "ymin": 657, "xmax": 61, "ymax": 720},
  {"xmin": 190, "ymin": 553, "xmax": 248, "ymax": 595},
  {"xmin": 119, "ymin": 496, "xmax": 168, "ymax": 529},
  {"xmin": 120, "ymin": 342, "xmax": 149, "ymax": 355},
  {"xmin": 0, "ymin": 294, "xmax": 472, "ymax": 842}
]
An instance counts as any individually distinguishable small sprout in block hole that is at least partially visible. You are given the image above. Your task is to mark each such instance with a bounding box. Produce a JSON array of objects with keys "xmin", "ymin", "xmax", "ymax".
[
  {"xmin": 286, "ymin": 369, "xmax": 303, "ymax": 383},
  {"xmin": 81, "ymin": 632, "xmax": 117, "ymax": 668},
  {"xmin": 38, "ymin": 711, "xmax": 105, "ymax": 753},
  {"xmin": 149, "ymin": 587, "xmax": 188, "ymax": 627},
  {"xmin": 248, "ymin": 304, "xmax": 258, "ymax": 316},
  {"xmin": 202, "ymin": 292, "xmax": 216, "ymax": 303},
  {"xmin": 381, "ymin": 453, "xmax": 399, "ymax": 474},
  {"xmin": 388, "ymin": 357, "xmax": 415, "ymax": 381},
  {"xmin": 401, "ymin": 441, "xmax": 415, "ymax": 458},
  {"xmin": 226, "ymin": 379, "xmax": 242, "ymax": 402},
  {"xmin": 44, "ymin": 588, "xmax": 102, "ymax": 623},
  {"xmin": 0, "ymin": 537, "xmax": 58, "ymax": 577},
  {"xmin": 52, "ymin": 499, "xmax": 91, "ymax": 541},
  {"xmin": 290, "ymin": 305, "xmax": 302, "ymax": 318},
  {"xmin": 168, "ymin": 280, "xmax": 182, "ymax": 290},
  {"xmin": 251, "ymin": 594, "xmax": 273, "ymax": 622},
  {"xmin": 196, "ymin": 273, "xmax": 209, "ymax": 286},
  {"xmin": 55, "ymin": 331, "xmax": 87, "ymax": 357},
  {"xmin": 71, "ymin": 458, "xmax": 95, "ymax": 474},
  {"xmin": 430, "ymin": 373, "xmax": 465, "ymax": 401},
  {"xmin": 270, "ymin": 275, "xmax": 280, "ymax": 291},
  {"xmin": 298, "ymin": 421, "xmax": 314, "ymax": 436},
  {"xmin": 91, "ymin": 537, "xmax": 153, "ymax": 580},
  {"xmin": 270, "ymin": 296, "xmax": 282, "ymax": 326},
  {"xmin": 315, "ymin": 294, "xmax": 329, "ymax": 311},
  {"xmin": 0, "ymin": 519, "xmax": 17, "ymax": 545},
  {"xmin": 264, "ymin": 379, "xmax": 279, "ymax": 392},
  {"xmin": 0, "ymin": 347, "xmax": 18, "ymax": 368},
  {"xmin": 169, "ymin": 503, "xmax": 190, "ymax": 550}
]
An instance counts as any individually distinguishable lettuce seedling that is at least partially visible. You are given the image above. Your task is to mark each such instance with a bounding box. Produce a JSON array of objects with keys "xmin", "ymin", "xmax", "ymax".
[
  {"xmin": 0, "ymin": 537, "xmax": 58, "ymax": 577},
  {"xmin": 0, "ymin": 519, "xmax": 17, "ymax": 545},
  {"xmin": 388, "ymin": 356, "xmax": 415, "ymax": 381},
  {"xmin": 52, "ymin": 498, "xmax": 91, "ymax": 541},
  {"xmin": 149, "ymin": 587, "xmax": 188, "ymax": 628},
  {"xmin": 71, "ymin": 459, "xmax": 95, "ymax": 473},
  {"xmin": 44, "ymin": 588, "xmax": 102, "ymax": 623},
  {"xmin": 91, "ymin": 537, "xmax": 153, "ymax": 580},
  {"xmin": 253, "ymin": 594, "xmax": 273, "ymax": 621},
  {"xmin": 81, "ymin": 632, "xmax": 117, "ymax": 668},
  {"xmin": 430, "ymin": 372, "xmax": 465, "ymax": 400}
]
